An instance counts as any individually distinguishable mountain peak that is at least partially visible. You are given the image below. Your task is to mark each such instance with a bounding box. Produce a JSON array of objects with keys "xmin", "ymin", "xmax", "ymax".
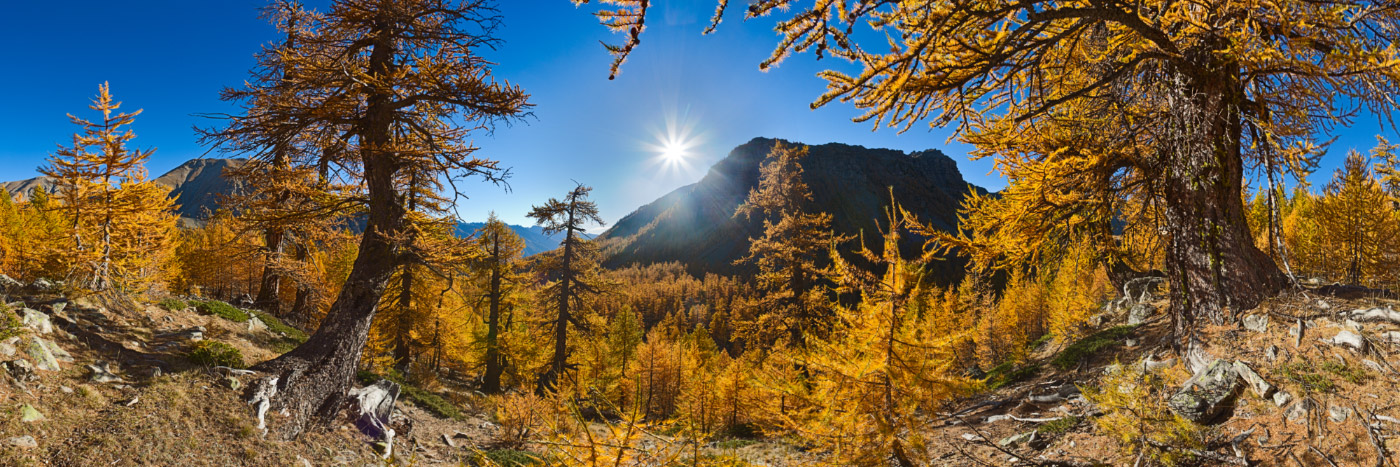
[{"xmin": 598, "ymin": 137, "xmax": 980, "ymax": 280}]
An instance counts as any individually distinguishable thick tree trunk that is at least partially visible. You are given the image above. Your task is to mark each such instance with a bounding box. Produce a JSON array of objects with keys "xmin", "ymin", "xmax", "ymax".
[
  {"xmin": 290, "ymin": 242, "xmax": 315, "ymax": 328},
  {"xmin": 1162, "ymin": 65, "xmax": 1283, "ymax": 344},
  {"xmin": 482, "ymin": 234, "xmax": 505, "ymax": 394},
  {"xmin": 248, "ymin": 30, "xmax": 402, "ymax": 439},
  {"xmin": 255, "ymin": 228, "xmax": 285, "ymax": 313}
]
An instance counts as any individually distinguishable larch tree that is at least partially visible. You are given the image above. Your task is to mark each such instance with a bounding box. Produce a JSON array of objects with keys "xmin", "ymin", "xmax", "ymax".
[
  {"xmin": 472, "ymin": 213, "xmax": 525, "ymax": 394},
  {"xmin": 40, "ymin": 83, "xmax": 176, "ymax": 292},
  {"xmin": 528, "ymin": 183, "xmax": 605, "ymax": 395},
  {"xmin": 202, "ymin": 0, "xmax": 529, "ymax": 436},
  {"xmin": 1316, "ymin": 149, "xmax": 1399, "ymax": 285},
  {"xmin": 733, "ymin": 142, "xmax": 844, "ymax": 349},
  {"xmin": 574, "ymin": 0, "xmax": 1400, "ymax": 345}
]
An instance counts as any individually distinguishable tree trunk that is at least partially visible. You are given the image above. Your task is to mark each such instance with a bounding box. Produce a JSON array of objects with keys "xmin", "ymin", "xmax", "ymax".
[
  {"xmin": 255, "ymin": 228, "xmax": 285, "ymax": 313},
  {"xmin": 248, "ymin": 29, "xmax": 402, "ymax": 439},
  {"xmin": 393, "ymin": 265, "xmax": 414, "ymax": 379},
  {"xmin": 1162, "ymin": 64, "xmax": 1283, "ymax": 344},
  {"xmin": 537, "ymin": 210, "xmax": 576, "ymax": 395},
  {"xmin": 482, "ymin": 233, "xmax": 505, "ymax": 394},
  {"xmin": 290, "ymin": 242, "xmax": 315, "ymax": 328}
]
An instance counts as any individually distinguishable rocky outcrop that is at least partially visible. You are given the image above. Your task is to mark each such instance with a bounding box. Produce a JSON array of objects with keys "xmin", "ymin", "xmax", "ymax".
[{"xmin": 597, "ymin": 137, "xmax": 983, "ymax": 281}]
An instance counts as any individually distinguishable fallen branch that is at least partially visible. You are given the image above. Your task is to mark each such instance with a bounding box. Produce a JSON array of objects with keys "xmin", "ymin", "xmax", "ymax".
[{"xmin": 1309, "ymin": 444, "xmax": 1341, "ymax": 467}]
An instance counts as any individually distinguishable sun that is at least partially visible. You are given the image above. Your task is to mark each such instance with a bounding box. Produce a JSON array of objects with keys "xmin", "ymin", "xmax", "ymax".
[{"xmin": 660, "ymin": 138, "xmax": 687, "ymax": 163}]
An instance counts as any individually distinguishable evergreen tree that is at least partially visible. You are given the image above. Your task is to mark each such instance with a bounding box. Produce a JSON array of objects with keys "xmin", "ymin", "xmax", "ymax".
[
  {"xmin": 528, "ymin": 183, "xmax": 605, "ymax": 394},
  {"xmin": 1316, "ymin": 150, "xmax": 1399, "ymax": 285}
]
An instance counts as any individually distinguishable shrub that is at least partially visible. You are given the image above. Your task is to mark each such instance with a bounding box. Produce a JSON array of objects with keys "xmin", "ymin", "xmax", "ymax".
[
  {"xmin": 1083, "ymin": 363, "xmax": 1212, "ymax": 466},
  {"xmin": 1051, "ymin": 325, "xmax": 1137, "ymax": 370},
  {"xmin": 495, "ymin": 393, "xmax": 551, "ymax": 449},
  {"xmin": 476, "ymin": 449, "xmax": 542, "ymax": 467},
  {"xmin": 186, "ymin": 340, "xmax": 244, "ymax": 368},
  {"xmin": 195, "ymin": 300, "xmax": 249, "ymax": 322},
  {"xmin": 157, "ymin": 298, "xmax": 187, "ymax": 311},
  {"xmin": 1039, "ymin": 415, "xmax": 1083, "ymax": 435},
  {"xmin": 983, "ymin": 362, "xmax": 1041, "ymax": 391}
]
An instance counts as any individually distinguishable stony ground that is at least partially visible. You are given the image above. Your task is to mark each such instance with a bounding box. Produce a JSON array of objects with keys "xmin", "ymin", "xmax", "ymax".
[{"xmin": 4, "ymin": 282, "xmax": 1400, "ymax": 466}]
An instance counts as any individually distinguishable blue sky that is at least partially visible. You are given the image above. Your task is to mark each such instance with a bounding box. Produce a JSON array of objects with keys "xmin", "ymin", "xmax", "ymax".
[{"xmin": 1, "ymin": 1, "xmax": 1395, "ymax": 228}]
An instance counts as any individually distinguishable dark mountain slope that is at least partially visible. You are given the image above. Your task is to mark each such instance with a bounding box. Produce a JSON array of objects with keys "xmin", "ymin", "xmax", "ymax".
[
  {"xmin": 1, "ymin": 158, "xmax": 247, "ymax": 223},
  {"xmin": 454, "ymin": 222, "xmax": 595, "ymax": 257},
  {"xmin": 598, "ymin": 137, "xmax": 985, "ymax": 282}
]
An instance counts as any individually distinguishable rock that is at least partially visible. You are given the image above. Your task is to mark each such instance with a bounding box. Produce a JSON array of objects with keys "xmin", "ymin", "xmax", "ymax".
[
  {"xmin": 961, "ymin": 433, "xmax": 980, "ymax": 441},
  {"xmin": 1329, "ymin": 406, "xmax": 1351, "ymax": 422},
  {"xmin": 1128, "ymin": 303, "xmax": 1157, "ymax": 325},
  {"xmin": 1316, "ymin": 300, "xmax": 1332, "ymax": 311},
  {"xmin": 986, "ymin": 414, "xmax": 1012, "ymax": 423},
  {"xmin": 1123, "ymin": 276, "xmax": 1165, "ymax": 303},
  {"xmin": 1232, "ymin": 361, "xmax": 1274, "ymax": 398},
  {"xmin": 964, "ymin": 366, "xmax": 986, "ymax": 379},
  {"xmin": 40, "ymin": 338, "xmax": 72, "ymax": 363},
  {"xmin": 1325, "ymin": 330, "xmax": 1367, "ymax": 353},
  {"xmin": 25, "ymin": 337, "xmax": 61, "ymax": 371},
  {"xmin": 26, "ymin": 278, "xmax": 56, "ymax": 293},
  {"xmin": 1364, "ymin": 359, "xmax": 1387, "ymax": 374},
  {"xmin": 6, "ymin": 435, "xmax": 36, "ymax": 449},
  {"xmin": 156, "ymin": 326, "xmax": 205, "ymax": 342},
  {"xmin": 20, "ymin": 404, "xmax": 43, "ymax": 422},
  {"xmin": 3, "ymin": 359, "xmax": 36, "ymax": 382},
  {"xmin": 87, "ymin": 361, "xmax": 123, "ymax": 383},
  {"xmin": 0, "ymin": 274, "xmax": 22, "ymax": 292},
  {"xmin": 20, "ymin": 308, "xmax": 52, "ymax": 334},
  {"xmin": 247, "ymin": 316, "xmax": 268, "ymax": 332},
  {"xmin": 999, "ymin": 430, "xmax": 1037, "ymax": 448},
  {"xmin": 1345, "ymin": 319, "xmax": 1362, "ymax": 330},
  {"xmin": 1265, "ymin": 345, "xmax": 1280, "ymax": 361},
  {"xmin": 1168, "ymin": 359, "xmax": 1243, "ymax": 423},
  {"xmin": 349, "ymin": 379, "xmax": 400, "ymax": 458},
  {"xmin": 223, "ymin": 375, "xmax": 242, "ymax": 391},
  {"xmin": 1141, "ymin": 356, "xmax": 1176, "ymax": 372},
  {"xmin": 1241, "ymin": 314, "xmax": 1269, "ymax": 333},
  {"xmin": 1348, "ymin": 307, "xmax": 1400, "ymax": 325},
  {"xmin": 0, "ymin": 342, "xmax": 15, "ymax": 358},
  {"xmin": 1273, "ymin": 391, "xmax": 1293, "ymax": 407},
  {"xmin": 1287, "ymin": 398, "xmax": 1316, "ymax": 424}
]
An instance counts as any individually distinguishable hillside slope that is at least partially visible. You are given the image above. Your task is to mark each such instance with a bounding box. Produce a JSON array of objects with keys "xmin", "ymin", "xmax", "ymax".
[
  {"xmin": 598, "ymin": 137, "xmax": 984, "ymax": 281},
  {"xmin": 1, "ymin": 158, "xmax": 247, "ymax": 223},
  {"xmin": 454, "ymin": 222, "xmax": 596, "ymax": 257}
]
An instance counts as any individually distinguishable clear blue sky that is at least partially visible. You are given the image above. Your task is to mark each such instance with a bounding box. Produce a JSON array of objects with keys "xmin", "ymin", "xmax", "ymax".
[{"xmin": 0, "ymin": 1, "xmax": 1394, "ymax": 228}]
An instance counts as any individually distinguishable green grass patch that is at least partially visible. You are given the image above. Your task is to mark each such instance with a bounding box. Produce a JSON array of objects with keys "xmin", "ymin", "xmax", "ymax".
[
  {"xmin": 157, "ymin": 298, "xmax": 187, "ymax": 311},
  {"xmin": 0, "ymin": 303, "xmax": 23, "ymax": 341},
  {"xmin": 1030, "ymin": 333, "xmax": 1055, "ymax": 350},
  {"xmin": 1321, "ymin": 360, "xmax": 1368, "ymax": 385},
  {"xmin": 983, "ymin": 361, "xmax": 1041, "ymax": 391},
  {"xmin": 1039, "ymin": 415, "xmax": 1083, "ymax": 435},
  {"xmin": 247, "ymin": 310, "xmax": 308, "ymax": 354},
  {"xmin": 186, "ymin": 340, "xmax": 244, "ymax": 368},
  {"xmin": 476, "ymin": 449, "xmax": 541, "ymax": 467},
  {"xmin": 714, "ymin": 439, "xmax": 758, "ymax": 450},
  {"xmin": 194, "ymin": 300, "xmax": 249, "ymax": 323},
  {"xmin": 356, "ymin": 370, "xmax": 462, "ymax": 420},
  {"xmin": 1051, "ymin": 325, "xmax": 1137, "ymax": 370}
]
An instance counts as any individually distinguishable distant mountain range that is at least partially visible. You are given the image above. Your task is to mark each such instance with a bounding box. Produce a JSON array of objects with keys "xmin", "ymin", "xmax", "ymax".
[
  {"xmin": 0, "ymin": 158, "xmax": 247, "ymax": 224},
  {"xmin": 597, "ymin": 137, "xmax": 985, "ymax": 283},
  {"xmin": 0, "ymin": 158, "xmax": 582, "ymax": 257}
]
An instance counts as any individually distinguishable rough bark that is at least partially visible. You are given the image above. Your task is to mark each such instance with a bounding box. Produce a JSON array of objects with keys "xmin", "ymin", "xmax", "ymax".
[
  {"xmin": 248, "ymin": 28, "xmax": 402, "ymax": 439},
  {"xmin": 290, "ymin": 242, "xmax": 315, "ymax": 328},
  {"xmin": 1162, "ymin": 61, "xmax": 1284, "ymax": 345},
  {"xmin": 392, "ymin": 266, "xmax": 414, "ymax": 379},
  {"xmin": 255, "ymin": 228, "xmax": 285, "ymax": 313}
]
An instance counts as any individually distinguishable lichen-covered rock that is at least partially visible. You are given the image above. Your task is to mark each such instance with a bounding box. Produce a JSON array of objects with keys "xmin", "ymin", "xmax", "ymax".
[
  {"xmin": 1232, "ymin": 361, "xmax": 1274, "ymax": 398},
  {"xmin": 1241, "ymin": 314, "xmax": 1269, "ymax": 332},
  {"xmin": 1128, "ymin": 303, "xmax": 1157, "ymax": 325},
  {"xmin": 1168, "ymin": 359, "xmax": 1243, "ymax": 423},
  {"xmin": 1325, "ymin": 330, "xmax": 1367, "ymax": 353},
  {"xmin": 20, "ymin": 308, "xmax": 52, "ymax": 334},
  {"xmin": 20, "ymin": 404, "xmax": 43, "ymax": 422},
  {"xmin": 0, "ymin": 274, "xmax": 22, "ymax": 292},
  {"xmin": 25, "ymin": 337, "xmax": 60, "ymax": 371},
  {"xmin": 1286, "ymin": 398, "xmax": 1316, "ymax": 424},
  {"xmin": 87, "ymin": 361, "xmax": 123, "ymax": 383},
  {"xmin": 1123, "ymin": 276, "xmax": 1165, "ymax": 303},
  {"xmin": 7, "ymin": 435, "xmax": 36, "ymax": 449}
]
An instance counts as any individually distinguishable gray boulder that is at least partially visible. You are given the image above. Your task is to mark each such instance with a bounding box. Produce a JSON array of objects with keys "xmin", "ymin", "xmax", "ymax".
[
  {"xmin": 3, "ymin": 359, "xmax": 36, "ymax": 382},
  {"xmin": 87, "ymin": 361, "xmax": 123, "ymax": 383},
  {"xmin": 25, "ymin": 337, "xmax": 60, "ymax": 371},
  {"xmin": 1168, "ymin": 359, "xmax": 1243, "ymax": 423},
  {"xmin": 0, "ymin": 274, "xmax": 22, "ymax": 292},
  {"xmin": 1241, "ymin": 314, "xmax": 1269, "ymax": 333},
  {"xmin": 1232, "ymin": 361, "xmax": 1274, "ymax": 398},
  {"xmin": 1287, "ymin": 398, "xmax": 1317, "ymax": 425},
  {"xmin": 19, "ymin": 404, "xmax": 43, "ymax": 422},
  {"xmin": 26, "ymin": 279, "xmax": 56, "ymax": 294},
  {"xmin": 6, "ymin": 435, "xmax": 36, "ymax": 449},
  {"xmin": 1128, "ymin": 303, "xmax": 1158, "ymax": 325},
  {"xmin": 20, "ymin": 308, "xmax": 52, "ymax": 334},
  {"xmin": 247, "ymin": 316, "xmax": 268, "ymax": 332},
  {"xmin": 1123, "ymin": 276, "xmax": 1165, "ymax": 303}
]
